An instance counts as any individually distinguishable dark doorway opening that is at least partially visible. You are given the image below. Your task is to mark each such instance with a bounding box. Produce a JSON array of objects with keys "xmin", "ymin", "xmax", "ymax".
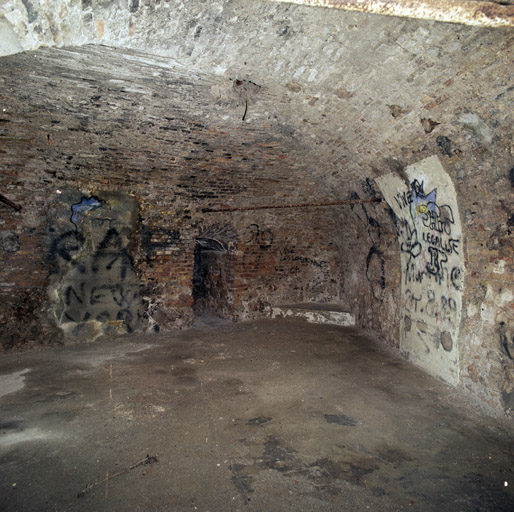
[{"xmin": 192, "ymin": 237, "xmax": 230, "ymax": 323}]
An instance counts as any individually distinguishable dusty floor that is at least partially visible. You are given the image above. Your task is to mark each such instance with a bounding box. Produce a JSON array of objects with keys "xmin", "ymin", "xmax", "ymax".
[{"xmin": 0, "ymin": 319, "xmax": 513, "ymax": 512}]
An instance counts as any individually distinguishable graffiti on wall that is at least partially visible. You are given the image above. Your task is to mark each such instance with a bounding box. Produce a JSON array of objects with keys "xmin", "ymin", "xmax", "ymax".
[
  {"xmin": 242, "ymin": 223, "xmax": 274, "ymax": 271},
  {"xmin": 376, "ymin": 156, "xmax": 464, "ymax": 385},
  {"xmin": 350, "ymin": 189, "xmax": 386, "ymax": 301},
  {"xmin": 394, "ymin": 178, "xmax": 463, "ymax": 291},
  {"xmin": 48, "ymin": 193, "xmax": 144, "ymax": 339},
  {"xmin": 59, "ymin": 228, "xmax": 143, "ymax": 335}
]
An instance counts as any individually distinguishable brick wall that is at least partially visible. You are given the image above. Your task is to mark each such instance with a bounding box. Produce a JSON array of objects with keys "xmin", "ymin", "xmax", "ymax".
[
  {"xmin": 0, "ymin": 30, "xmax": 513, "ymax": 417},
  {"xmin": 0, "ymin": 46, "xmax": 343, "ymax": 345}
]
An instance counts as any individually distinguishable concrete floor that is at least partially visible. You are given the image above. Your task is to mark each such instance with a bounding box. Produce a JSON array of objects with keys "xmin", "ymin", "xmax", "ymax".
[{"xmin": 0, "ymin": 319, "xmax": 513, "ymax": 512}]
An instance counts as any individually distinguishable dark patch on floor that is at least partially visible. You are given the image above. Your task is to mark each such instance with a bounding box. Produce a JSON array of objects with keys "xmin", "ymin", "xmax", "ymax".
[
  {"xmin": 36, "ymin": 391, "xmax": 77, "ymax": 402},
  {"xmin": 170, "ymin": 366, "xmax": 197, "ymax": 377},
  {"xmin": 247, "ymin": 416, "xmax": 272, "ymax": 426},
  {"xmin": 209, "ymin": 378, "xmax": 247, "ymax": 396},
  {"xmin": 262, "ymin": 435, "xmax": 297, "ymax": 473},
  {"xmin": 0, "ymin": 419, "xmax": 22, "ymax": 431},
  {"xmin": 167, "ymin": 354, "xmax": 194, "ymax": 362},
  {"xmin": 39, "ymin": 410, "xmax": 77, "ymax": 423},
  {"xmin": 303, "ymin": 457, "xmax": 346, "ymax": 494},
  {"xmin": 377, "ymin": 447, "xmax": 413, "ymax": 465},
  {"xmin": 0, "ymin": 320, "xmax": 513, "ymax": 511},
  {"xmin": 342, "ymin": 462, "xmax": 378, "ymax": 486},
  {"xmin": 229, "ymin": 463, "xmax": 254, "ymax": 495},
  {"xmin": 173, "ymin": 375, "xmax": 198, "ymax": 386},
  {"xmin": 324, "ymin": 413, "xmax": 358, "ymax": 426}
]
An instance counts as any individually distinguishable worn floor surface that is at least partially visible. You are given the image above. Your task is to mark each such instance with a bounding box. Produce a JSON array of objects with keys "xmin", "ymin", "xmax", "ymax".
[{"xmin": 0, "ymin": 319, "xmax": 513, "ymax": 512}]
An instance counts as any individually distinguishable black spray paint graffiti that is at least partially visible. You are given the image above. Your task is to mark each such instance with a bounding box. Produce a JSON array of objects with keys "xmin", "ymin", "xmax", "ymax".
[
  {"xmin": 245, "ymin": 224, "xmax": 273, "ymax": 249},
  {"xmin": 92, "ymin": 228, "xmax": 133, "ymax": 279},
  {"xmin": 400, "ymin": 224, "xmax": 421, "ymax": 259},
  {"xmin": 405, "ymin": 288, "xmax": 457, "ymax": 321},
  {"xmin": 242, "ymin": 224, "xmax": 274, "ymax": 270},
  {"xmin": 292, "ymin": 255, "xmax": 328, "ymax": 269},
  {"xmin": 50, "ymin": 228, "xmax": 143, "ymax": 335},
  {"xmin": 351, "ymin": 190, "xmax": 386, "ymax": 300},
  {"xmin": 63, "ymin": 281, "xmax": 141, "ymax": 332},
  {"xmin": 395, "ymin": 179, "xmax": 460, "ymax": 288},
  {"xmin": 366, "ymin": 246, "xmax": 386, "ymax": 296},
  {"xmin": 499, "ymin": 321, "xmax": 514, "ymax": 362},
  {"xmin": 450, "ymin": 266, "xmax": 463, "ymax": 291},
  {"xmin": 276, "ymin": 245, "xmax": 332, "ymax": 298},
  {"xmin": 291, "ymin": 255, "xmax": 332, "ymax": 296},
  {"xmin": 48, "ymin": 230, "xmax": 85, "ymax": 273}
]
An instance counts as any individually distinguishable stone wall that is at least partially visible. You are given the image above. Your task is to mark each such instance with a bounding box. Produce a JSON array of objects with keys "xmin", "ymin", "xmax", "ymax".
[
  {"xmin": 47, "ymin": 190, "xmax": 144, "ymax": 340},
  {"xmin": 2, "ymin": 1, "xmax": 513, "ymax": 189},
  {"xmin": 377, "ymin": 156, "xmax": 464, "ymax": 385},
  {"xmin": 0, "ymin": 46, "xmax": 342, "ymax": 344},
  {"xmin": 0, "ymin": 1, "xmax": 512, "ymax": 416},
  {"xmin": 335, "ymin": 181, "xmax": 401, "ymax": 349}
]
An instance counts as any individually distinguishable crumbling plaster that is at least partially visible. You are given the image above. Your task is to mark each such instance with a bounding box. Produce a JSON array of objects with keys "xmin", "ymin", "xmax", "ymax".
[{"xmin": 0, "ymin": 1, "xmax": 512, "ymax": 415}]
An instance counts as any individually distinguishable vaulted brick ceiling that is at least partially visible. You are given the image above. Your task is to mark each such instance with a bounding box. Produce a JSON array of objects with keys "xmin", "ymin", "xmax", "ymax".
[
  {"xmin": 1, "ymin": 1, "xmax": 512, "ymax": 198},
  {"xmin": 1, "ymin": 1, "xmax": 513, "ymax": 416}
]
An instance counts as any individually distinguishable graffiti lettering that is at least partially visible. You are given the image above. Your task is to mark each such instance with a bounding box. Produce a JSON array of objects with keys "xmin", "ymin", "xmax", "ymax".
[
  {"xmin": 378, "ymin": 158, "xmax": 464, "ymax": 382},
  {"xmin": 405, "ymin": 289, "xmax": 458, "ymax": 321},
  {"xmin": 244, "ymin": 224, "xmax": 273, "ymax": 249},
  {"xmin": 421, "ymin": 204, "xmax": 454, "ymax": 235},
  {"xmin": 440, "ymin": 296, "xmax": 457, "ymax": 318},
  {"xmin": 92, "ymin": 228, "xmax": 133, "ymax": 280},
  {"xmin": 394, "ymin": 190, "xmax": 414, "ymax": 210},
  {"xmin": 450, "ymin": 267, "xmax": 463, "ymax": 291},
  {"xmin": 52, "ymin": 226, "xmax": 143, "ymax": 335},
  {"xmin": 426, "ymin": 246, "xmax": 448, "ymax": 281},
  {"xmin": 65, "ymin": 283, "xmax": 84, "ymax": 306},
  {"xmin": 48, "ymin": 230, "xmax": 85, "ymax": 273},
  {"xmin": 292, "ymin": 256, "xmax": 328, "ymax": 269},
  {"xmin": 395, "ymin": 179, "xmax": 460, "ymax": 286},
  {"xmin": 405, "ymin": 288, "xmax": 422, "ymax": 313},
  {"xmin": 425, "ymin": 289, "xmax": 437, "ymax": 317},
  {"xmin": 395, "ymin": 175, "xmax": 462, "ymax": 332},
  {"xmin": 243, "ymin": 224, "xmax": 274, "ymax": 271},
  {"xmin": 422, "ymin": 232, "xmax": 459, "ymax": 255}
]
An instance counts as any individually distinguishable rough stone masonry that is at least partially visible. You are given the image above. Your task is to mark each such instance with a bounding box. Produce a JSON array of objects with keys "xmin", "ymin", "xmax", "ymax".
[{"xmin": 0, "ymin": 1, "xmax": 512, "ymax": 416}]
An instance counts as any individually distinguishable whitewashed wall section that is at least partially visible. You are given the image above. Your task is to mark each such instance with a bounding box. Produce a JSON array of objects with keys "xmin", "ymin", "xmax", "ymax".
[{"xmin": 376, "ymin": 156, "xmax": 464, "ymax": 385}]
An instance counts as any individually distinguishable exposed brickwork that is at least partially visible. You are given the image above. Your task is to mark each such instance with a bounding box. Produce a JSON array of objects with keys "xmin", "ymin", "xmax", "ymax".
[
  {"xmin": 0, "ymin": 46, "xmax": 343, "ymax": 343},
  {"xmin": 0, "ymin": 3, "xmax": 512, "ymax": 417},
  {"xmin": 335, "ymin": 187, "xmax": 401, "ymax": 349}
]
